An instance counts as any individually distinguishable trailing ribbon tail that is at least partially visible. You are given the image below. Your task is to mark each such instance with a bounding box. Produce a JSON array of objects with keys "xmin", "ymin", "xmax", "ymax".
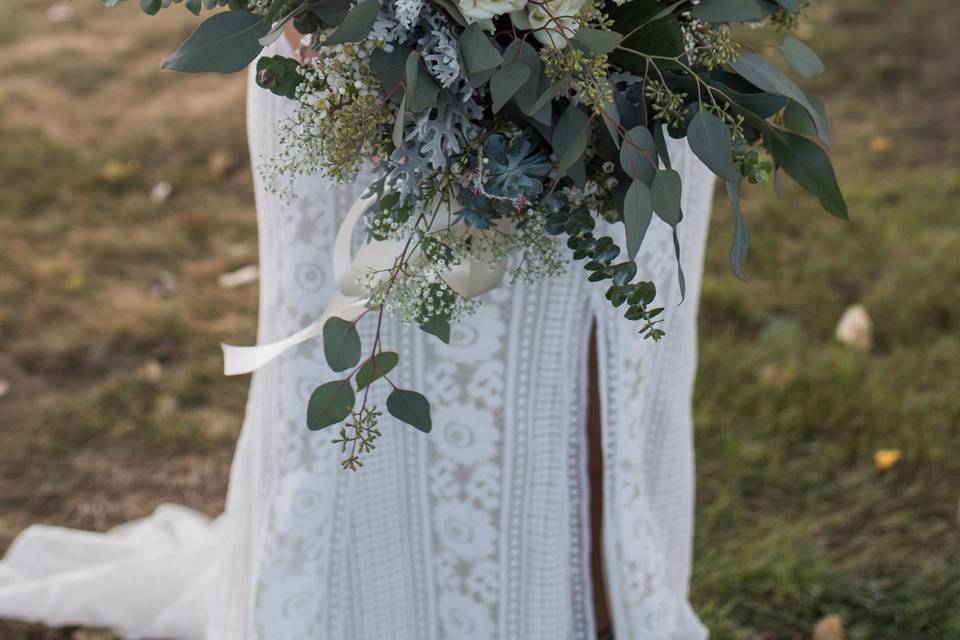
[
  {"xmin": 222, "ymin": 293, "xmax": 368, "ymax": 376},
  {"xmin": 222, "ymin": 189, "xmax": 510, "ymax": 376}
]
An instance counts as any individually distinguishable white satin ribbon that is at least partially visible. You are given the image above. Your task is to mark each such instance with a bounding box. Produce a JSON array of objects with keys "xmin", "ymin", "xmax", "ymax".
[{"xmin": 222, "ymin": 190, "xmax": 509, "ymax": 376}]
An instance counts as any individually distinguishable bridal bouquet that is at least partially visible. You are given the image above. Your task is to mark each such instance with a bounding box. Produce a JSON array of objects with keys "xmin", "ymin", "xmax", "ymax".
[{"xmin": 108, "ymin": 0, "xmax": 845, "ymax": 468}]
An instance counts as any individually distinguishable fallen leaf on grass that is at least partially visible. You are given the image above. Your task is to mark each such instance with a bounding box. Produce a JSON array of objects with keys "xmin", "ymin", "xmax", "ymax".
[
  {"xmin": 100, "ymin": 160, "xmax": 141, "ymax": 181},
  {"xmin": 208, "ymin": 151, "xmax": 237, "ymax": 179},
  {"xmin": 874, "ymin": 448, "xmax": 902, "ymax": 470},
  {"xmin": 150, "ymin": 181, "xmax": 174, "ymax": 204},
  {"xmin": 47, "ymin": 3, "xmax": 76, "ymax": 24},
  {"xmin": 835, "ymin": 304, "xmax": 873, "ymax": 351},
  {"xmin": 869, "ymin": 136, "xmax": 893, "ymax": 154},
  {"xmin": 137, "ymin": 360, "xmax": 164, "ymax": 382},
  {"xmin": 219, "ymin": 265, "xmax": 259, "ymax": 289},
  {"xmin": 813, "ymin": 614, "xmax": 844, "ymax": 640}
]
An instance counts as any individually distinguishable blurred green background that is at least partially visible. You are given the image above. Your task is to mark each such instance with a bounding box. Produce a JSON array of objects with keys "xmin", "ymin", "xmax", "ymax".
[{"xmin": 0, "ymin": 1, "xmax": 957, "ymax": 638}]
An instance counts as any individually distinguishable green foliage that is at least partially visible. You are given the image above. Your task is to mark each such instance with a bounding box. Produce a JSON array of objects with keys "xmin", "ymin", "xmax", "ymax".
[
  {"xmin": 307, "ymin": 379, "xmax": 355, "ymax": 429},
  {"xmin": 162, "ymin": 10, "xmax": 269, "ymax": 73},
  {"xmin": 623, "ymin": 180, "xmax": 653, "ymax": 260},
  {"xmin": 768, "ymin": 129, "xmax": 847, "ymax": 219},
  {"xmin": 355, "ymin": 352, "xmax": 399, "ymax": 390},
  {"xmin": 780, "ymin": 35, "xmax": 825, "ymax": 78},
  {"xmin": 322, "ymin": 317, "xmax": 361, "ymax": 372},
  {"xmin": 324, "ymin": 0, "xmax": 379, "ymax": 46},
  {"xmin": 687, "ymin": 110, "xmax": 740, "ymax": 182},
  {"xmin": 255, "ymin": 55, "xmax": 302, "ymax": 98},
  {"xmin": 386, "ymin": 388, "xmax": 432, "ymax": 433}
]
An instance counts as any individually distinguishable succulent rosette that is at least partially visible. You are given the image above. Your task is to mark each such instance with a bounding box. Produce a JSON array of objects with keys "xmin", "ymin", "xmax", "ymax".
[{"xmin": 109, "ymin": 0, "xmax": 845, "ymax": 468}]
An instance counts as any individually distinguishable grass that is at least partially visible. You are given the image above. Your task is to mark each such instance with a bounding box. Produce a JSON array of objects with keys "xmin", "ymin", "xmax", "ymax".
[{"xmin": 0, "ymin": 1, "xmax": 958, "ymax": 639}]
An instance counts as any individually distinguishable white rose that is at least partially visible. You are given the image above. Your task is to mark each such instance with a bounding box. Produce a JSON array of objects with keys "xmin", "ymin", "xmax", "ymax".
[
  {"xmin": 511, "ymin": 0, "xmax": 587, "ymax": 48},
  {"xmin": 458, "ymin": 0, "xmax": 527, "ymax": 21}
]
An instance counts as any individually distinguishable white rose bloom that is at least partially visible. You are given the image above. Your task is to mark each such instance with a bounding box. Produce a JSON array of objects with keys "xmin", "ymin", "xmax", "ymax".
[
  {"xmin": 458, "ymin": 0, "xmax": 527, "ymax": 22},
  {"xmin": 512, "ymin": 0, "xmax": 587, "ymax": 48}
]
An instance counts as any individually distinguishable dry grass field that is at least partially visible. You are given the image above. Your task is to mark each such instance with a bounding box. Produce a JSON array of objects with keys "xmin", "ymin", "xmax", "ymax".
[{"xmin": 0, "ymin": 1, "xmax": 958, "ymax": 639}]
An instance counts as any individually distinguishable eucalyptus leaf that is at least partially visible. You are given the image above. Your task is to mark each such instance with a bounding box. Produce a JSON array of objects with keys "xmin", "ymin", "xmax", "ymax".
[
  {"xmin": 553, "ymin": 105, "xmax": 590, "ymax": 173},
  {"xmin": 387, "ymin": 388, "xmax": 432, "ymax": 432},
  {"xmin": 573, "ymin": 28, "xmax": 623, "ymax": 54},
  {"xmin": 503, "ymin": 39, "xmax": 542, "ymax": 114},
  {"xmin": 599, "ymin": 93, "xmax": 621, "ymax": 149},
  {"xmin": 141, "ymin": 0, "xmax": 162, "ymax": 15},
  {"xmin": 623, "ymin": 180, "xmax": 653, "ymax": 260},
  {"xmin": 731, "ymin": 52, "xmax": 831, "ymax": 147},
  {"xmin": 781, "ymin": 99, "xmax": 815, "ymax": 136},
  {"xmin": 780, "ymin": 36, "xmax": 825, "ymax": 78},
  {"xmin": 307, "ymin": 380, "xmax": 355, "ymax": 430},
  {"xmin": 773, "ymin": 0, "xmax": 801, "ymax": 11},
  {"xmin": 529, "ymin": 76, "xmax": 567, "ymax": 115},
  {"xmin": 690, "ymin": 0, "xmax": 777, "ymax": 23},
  {"xmin": 619, "ymin": 126, "xmax": 656, "ymax": 184},
  {"xmin": 162, "ymin": 10, "xmax": 269, "ymax": 74},
  {"xmin": 653, "ymin": 124, "xmax": 672, "ymax": 170},
  {"xmin": 355, "ymin": 352, "xmax": 400, "ymax": 390},
  {"xmin": 768, "ymin": 129, "xmax": 847, "ymax": 219},
  {"xmin": 490, "ymin": 62, "xmax": 531, "ymax": 113},
  {"xmin": 403, "ymin": 51, "xmax": 440, "ymax": 112},
  {"xmin": 392, "ymin": 93, "xmax": 407, "ymax": 148},
  {"xmin": 609, "ymin": 1, "xmax": 685, "ymax": 72},
  {"xmin": 460, "ymin": 23, "xmax": 502, "ymax": 75},
  {"xmin": 419, "ymin": 315, "xmax": 451, "ymax": 343},
  {"xmin": 725, "ymin": 177, "xmax": 750, "ymax": 280},
  {"xmin": 431, "ymin": 0, "xmax": 468, "ymax": 26},
  {"xmin": 672, "ymin": 229, "xmax": 686, "ymax": 301},
  {"xmin": 652, "ymin": 169, "xmax": 683, "ymax": 227},
  {"xmin": 370, "ymin": 47, "xmax": 406, "ymax": 91},
  {"xmin": 258, "ymin": 3, "xmax": 306, "ymax": 46},
  {"xmin": 324, "ymin": 0, "xmax": 378, "ymax": 46},
  {"xmin": 686, "ymin": 110, "xmax": 739, "ymax": 181},
  {"xmin": 322, "ymin": 317, "xmax": 361, "ymax": 372}
]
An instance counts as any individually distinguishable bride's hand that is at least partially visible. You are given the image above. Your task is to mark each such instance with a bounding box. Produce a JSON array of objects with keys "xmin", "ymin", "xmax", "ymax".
[{"xmin": 283, "ymin": 22, "xmax": 317, "ymax": 62}]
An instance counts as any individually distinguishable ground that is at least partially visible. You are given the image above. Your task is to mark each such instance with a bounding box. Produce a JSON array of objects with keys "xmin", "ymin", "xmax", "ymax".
[{"xmin": 0, "ymin": 1, "xmax": 957, "ymax": 639}]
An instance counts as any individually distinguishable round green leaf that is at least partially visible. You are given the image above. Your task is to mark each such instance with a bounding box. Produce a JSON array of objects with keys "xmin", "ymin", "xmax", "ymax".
[
  {"xmin": 355, "ymin": 352, "xmax": 400, "ymax": 391},
  {"xmin": 323, "ymin": 317, "xmax": 361, "ymax": 372},
  {"xmin": 307, "ymin": 380, "xmax": 355, "ymax": 430},
  {"xmin": 686, "ymin": 110, "xmax": 739, "ymax": 182},
  {"xmin": 387, "ymin": 388, "xmax": 432, "ymax": 433}
]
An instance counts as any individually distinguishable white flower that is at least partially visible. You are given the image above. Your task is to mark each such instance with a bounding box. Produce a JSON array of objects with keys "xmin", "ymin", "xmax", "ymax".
[
  {"xmin": 511, "ymin": 0, "xmax": 588, "ymax": 48},
  {"xmin": 458, "ymin": 0, "xmax": 526, "ymax": 21}
]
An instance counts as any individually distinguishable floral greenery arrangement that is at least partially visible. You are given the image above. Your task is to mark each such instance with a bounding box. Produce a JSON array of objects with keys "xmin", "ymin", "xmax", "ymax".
[{"xmin": 105, "ymin": 0, "xmax": 845, "ymax": 469}]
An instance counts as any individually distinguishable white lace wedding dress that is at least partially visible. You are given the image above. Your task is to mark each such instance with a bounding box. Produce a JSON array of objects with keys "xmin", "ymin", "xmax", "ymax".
[{"xmin": 0, "ymin": 38, "xmax": 714, "ymax": 640}]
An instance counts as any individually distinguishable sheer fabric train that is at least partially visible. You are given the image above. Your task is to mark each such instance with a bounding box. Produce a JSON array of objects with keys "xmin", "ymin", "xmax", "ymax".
[{"xmin": 0, "ymin": 38, "xmax": 714, "ymax": 640}]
